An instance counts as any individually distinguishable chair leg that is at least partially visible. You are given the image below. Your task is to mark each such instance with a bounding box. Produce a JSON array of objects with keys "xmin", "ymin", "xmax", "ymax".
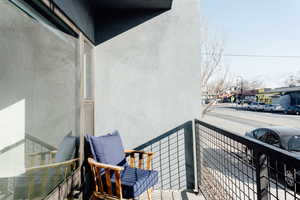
[
  {"xmin": 91, "ymin": 194, "xmax": 99, "ymax": 200},
  {"xmin": 147, "ymin": 188, "xmax": 152, "ymax": 200}
]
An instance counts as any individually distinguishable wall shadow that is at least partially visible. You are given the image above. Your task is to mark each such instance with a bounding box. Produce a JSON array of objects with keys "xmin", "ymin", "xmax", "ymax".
[{"xmin": 95, "ymin": 9, "xmax": 168, "ymax": 45}]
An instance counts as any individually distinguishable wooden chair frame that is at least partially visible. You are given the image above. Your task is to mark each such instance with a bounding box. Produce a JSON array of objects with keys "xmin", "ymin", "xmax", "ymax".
[{"xmin": 88, "ymin": 150, "xmax": 154, "ymax": 200}]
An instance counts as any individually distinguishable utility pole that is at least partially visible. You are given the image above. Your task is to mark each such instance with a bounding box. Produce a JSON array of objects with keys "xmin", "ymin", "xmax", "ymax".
[
  {"xmin": 241, "ymin": 78, "xmax": 243, "ymax": 100},
  {"xmin": 237, "ymin": 76, "xmax": 243, "ymax": 101}
]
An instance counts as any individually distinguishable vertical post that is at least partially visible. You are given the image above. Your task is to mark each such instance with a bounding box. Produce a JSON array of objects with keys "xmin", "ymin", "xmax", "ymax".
[
  {"xmin": 254, "ymin": 151, "xmax": 269, "ymax": 200},
  {"xmin": 194, "ymin": 120, "xmax": 202, "ymax": 189},
  {"xmin": 192, "ymin": 120, "xmax": 199, "ymax": 193},
  {"xmin": 78, "ymin": 33, "xmax": 85, "ymax": 199},
  {"xmin": 184, "ymin": 121, "xmax": 195, "ymax": 190},
  {"xmin": 78, "ymin": 33, "xmax": 85, "ymax": 167}
]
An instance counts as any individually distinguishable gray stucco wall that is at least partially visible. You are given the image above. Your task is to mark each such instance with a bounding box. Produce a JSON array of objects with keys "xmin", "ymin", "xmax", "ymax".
[{"xmin": 94, "ymin": 0, "xmax": 202, "ymax": 148}]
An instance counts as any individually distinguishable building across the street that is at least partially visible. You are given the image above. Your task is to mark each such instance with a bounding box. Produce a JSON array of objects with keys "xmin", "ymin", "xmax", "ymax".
[{"xmin": 257, "ymin": 86, "xmax": 300, "ymax": 105}]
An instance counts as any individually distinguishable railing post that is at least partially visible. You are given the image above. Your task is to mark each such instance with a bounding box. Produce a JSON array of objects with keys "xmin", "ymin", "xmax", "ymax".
[
  {"xmin": 184, "ymin": 121, "xmax": 196, "ymax": 190},
  {"xmin": 254, "ymin": 150, "xmax": 269, "ymax": 200},
  {"xmin": 194, "ymin": 120, "xmax": 202, "ymax": 188}
]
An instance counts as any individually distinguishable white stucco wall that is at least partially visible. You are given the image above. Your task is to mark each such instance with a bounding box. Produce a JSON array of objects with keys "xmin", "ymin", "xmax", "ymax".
[{"xmin": 94, "ymin": 0, "xmax": 202, "ymax": 148}]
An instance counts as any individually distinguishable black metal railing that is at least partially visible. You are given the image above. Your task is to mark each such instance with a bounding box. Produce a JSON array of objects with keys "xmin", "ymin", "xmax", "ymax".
[
  {"xmin": 135, "ymin": 121, "xmax": 196, "ymax": 191},
  {"xmin": 195, "ymin": 119, "xmax": 300, "ymax": 200}
]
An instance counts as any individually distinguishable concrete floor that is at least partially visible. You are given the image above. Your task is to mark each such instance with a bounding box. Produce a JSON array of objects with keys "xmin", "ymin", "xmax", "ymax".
[
  {"xmin": 0, "ymin": 190, "xmax": 205, "ymax": 200},
  {"xmin": 139, "ymin": 190, "xmax": 205, "ymax": 200}
]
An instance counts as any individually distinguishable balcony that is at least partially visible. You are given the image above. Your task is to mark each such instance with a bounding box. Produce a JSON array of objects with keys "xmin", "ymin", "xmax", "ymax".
[
  {"xmin": 1, "ymin": 1, "xmax": 299, "ymax": 199},
  {"xmin": 3, "ymin": 118, "xmax": 300, "ymax": 200},
  {"xmin": 129, "ymin": 119, "xmax": 300, "ymax": 200},
  {"xmin": 81, "ymin": 119, "xmax": 300, "ymax": 200}
]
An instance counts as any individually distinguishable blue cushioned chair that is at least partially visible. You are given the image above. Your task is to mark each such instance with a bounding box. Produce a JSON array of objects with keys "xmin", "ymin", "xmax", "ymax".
[{"xmin": 86, "ymin": 131, "xmax": 158, "ymax": 200}]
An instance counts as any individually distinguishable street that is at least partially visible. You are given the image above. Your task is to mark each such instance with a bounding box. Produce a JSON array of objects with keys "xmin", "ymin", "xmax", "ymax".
[{"xmin": 203, "ymin": 103, "xmax": 300, "ymax": 136}]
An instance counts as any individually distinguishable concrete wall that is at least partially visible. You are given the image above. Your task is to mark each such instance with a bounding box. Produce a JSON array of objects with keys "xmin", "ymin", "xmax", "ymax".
[{"xmin": 94, "ymin": 0, "xmax": 202, "ymax": 148}]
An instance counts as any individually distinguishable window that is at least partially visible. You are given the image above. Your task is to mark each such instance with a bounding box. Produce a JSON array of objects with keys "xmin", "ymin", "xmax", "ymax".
[
  {"xmin": 263, "ymin": 132, "xmax": 280, "ymax": 146},
  {"xmin": 254, "ymin": 129, "xmax": 266, "ymax": 140},
  {"xmin": 288, "ymin": 136, "xmax": 300, "ymax": 151},
  {"xmin": 83, "ymin": 41, "xmax": 94, "ymax": 99},
  {"xmin": 0, "ymin": 1, "xmax": 80, "ymax": 198}
]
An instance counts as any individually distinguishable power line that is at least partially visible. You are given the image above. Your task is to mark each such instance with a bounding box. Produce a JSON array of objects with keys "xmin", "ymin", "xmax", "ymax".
[{"xmin": 201, "ymin": 53, "xmax": 300, "ymax": 58}]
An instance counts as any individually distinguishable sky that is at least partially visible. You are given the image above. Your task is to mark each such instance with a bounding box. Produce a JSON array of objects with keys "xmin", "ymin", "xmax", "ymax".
[{"xmin": 201, "ymin": 0, "xmax": 300, "ymax": 88}]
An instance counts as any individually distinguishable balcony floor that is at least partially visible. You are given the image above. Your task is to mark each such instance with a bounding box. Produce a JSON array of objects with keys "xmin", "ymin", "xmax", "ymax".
[
  {"xmin": 139, "ymin": 190, "xmax": 205, "ymax": 200},
  {"xmin": 0, "ymin": 189, "xmax": 205, "ymax": 200}
]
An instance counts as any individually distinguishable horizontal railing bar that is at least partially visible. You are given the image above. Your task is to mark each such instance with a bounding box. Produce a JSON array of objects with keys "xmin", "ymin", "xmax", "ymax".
[
  {"xmin": 147, "ymin": 140, "xmax": 185, "ymax": 151},
  {"xmin": 152, "ymin": 155, "xmax": 185, "ymax": 166},
  {"xmin": 135, "ymin": 121, "xmax": 192, "ymax": 150},
  {"xmin": 159, "ymin": 164, "xmax": 186, "ymax": 173}
]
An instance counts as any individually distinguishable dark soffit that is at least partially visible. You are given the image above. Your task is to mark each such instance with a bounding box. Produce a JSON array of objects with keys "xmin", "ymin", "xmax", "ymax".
[{"xmin": 92, "ymin": 0, "xmax": 173, "ymax": 10}]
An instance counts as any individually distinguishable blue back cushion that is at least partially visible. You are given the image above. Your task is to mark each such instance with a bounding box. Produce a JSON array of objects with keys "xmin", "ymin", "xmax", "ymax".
[
  {"xmin": 87, "ymin": 131, "xmax": 126, "ymax": 166},
  {"xmin": 54, "ymin": 135, "xmax": 76, "ymax": 163}
]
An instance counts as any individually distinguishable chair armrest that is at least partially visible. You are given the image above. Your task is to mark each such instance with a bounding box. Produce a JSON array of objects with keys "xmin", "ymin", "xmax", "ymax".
[
  {"xmin": 124, "ymin": 149, "xmax": 154, "ymax": 156},
  {"xmin": 88, "ymin": 158, "xmax": 123, "ymax": 198},
  {"xmin": 124, "ymin": 150, "xmax": 154, "ymax": 170},
  {"xmin": 88, "ymin": 158, "xmax": 124, "ymax": 171}
]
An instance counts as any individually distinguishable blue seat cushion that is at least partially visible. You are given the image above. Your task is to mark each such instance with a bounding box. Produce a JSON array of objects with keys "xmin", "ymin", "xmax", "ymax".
[
  {"xmin": 111, "ymin": 166, "xmax": 158, "ymax": 199},
  {"xmin": 87, "ymin": 131, "xmax": 126, "ymax": 166}
]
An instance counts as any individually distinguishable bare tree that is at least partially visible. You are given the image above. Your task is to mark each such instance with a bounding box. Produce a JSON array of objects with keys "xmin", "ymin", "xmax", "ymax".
[
  {"xmin": 206, "ymin": 69, "xmax": 233, "ymax": 95},
  {"xmin": 283, "ymin": 71, "xmax": 300, "ymax": 87},
  {"xmin": 200, "ymin": 31, "xmax": 224, "ymax": 92},
  {"xmin": 200, "ymin": 23, "xmax": 231, "ymax": 116},
  {"xmin": 241, "ymin": 79, "xmax": 265, "ymax": 91},
  {"xmin": 202, "ymin": 69, "xmax": 234, "ymax": 115}
]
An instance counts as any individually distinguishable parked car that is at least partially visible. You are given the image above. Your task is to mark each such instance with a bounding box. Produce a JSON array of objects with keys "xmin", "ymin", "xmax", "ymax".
[
  {"xmin": 247, "ymin": 102, "xmax": 258, "ymax": 111},
  {"xmin": 272, "ymin": 104, "xmax": 285, "ymax": 113},
  {"xmin": 256, "ymin": 103, "xmax": 266, "ymax": 111},
  {"xmin": 222, "ymin": 98, "xmax": 231, "ymax": 103},
  {"xmin": 284, "ymin": 105, "xmax": 300, "ymax": 115},
  {"xmin": 244, "ymin": 100, "xmax": 252, "ymax": 104},
  {"xmin": 264, "ymin": 104, "xmax": 273, "ymax": 112},
  {"xmin": 264, "ymin": 104, "xmax": 285, "ymax": 113},
  {"xmin": 245, "ymin": 127, "xmax": 300, "ymax": 187}
]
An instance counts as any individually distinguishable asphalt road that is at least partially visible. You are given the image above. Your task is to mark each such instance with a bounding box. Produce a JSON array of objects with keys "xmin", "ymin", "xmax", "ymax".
[{"xmin": 203, "ymin": 103, "xmax": 300, "ymax": 136}]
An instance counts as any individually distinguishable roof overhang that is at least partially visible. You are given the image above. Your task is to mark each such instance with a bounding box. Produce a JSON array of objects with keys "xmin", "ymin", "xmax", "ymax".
[
  {"xmin": 22, "ymin": 0, "xmax": 173, "ymax": 45},
  {"xmin": 92, "ymin": 0, "xmax": 173, "ymax": 10},
  {"xmin": 263, "ymin": 86, "xmax": 300, "ymax": 94}
]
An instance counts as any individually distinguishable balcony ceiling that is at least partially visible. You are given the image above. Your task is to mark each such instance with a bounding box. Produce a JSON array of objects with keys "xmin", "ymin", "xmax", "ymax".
[{"xmin": 92, "ymin": 0, "xmax": 173, "ymax": 10}]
